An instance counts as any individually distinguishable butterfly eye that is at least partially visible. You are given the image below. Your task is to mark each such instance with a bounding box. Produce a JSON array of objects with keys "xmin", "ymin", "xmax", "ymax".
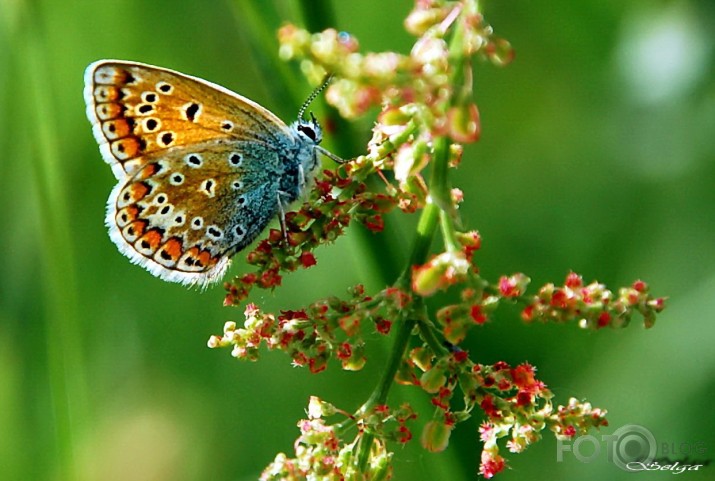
[{"xmin": 298, "ymin": 124, "xmax": 318, "ymax": 142}]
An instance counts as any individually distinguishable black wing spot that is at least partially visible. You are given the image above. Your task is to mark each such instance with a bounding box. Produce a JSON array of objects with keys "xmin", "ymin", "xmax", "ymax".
[
  {"xmin": 229, "ymin": 153, "xmax": 242, "ymax": 166},
  {"xmin": 186, "ymin": 154, "xmax": 202, "ymax": 167},
  {"xmin": 138, "ymin": 104, "xmax": 154, "ymax": 114},
  {"xmin": 201, "ymin": 179, "xmax": 216, "ymax": 197},
  {"xmin": 157, "ymin": 82, "xmax": 173, "ymax": 93},
  {"xmin": 185, "ymin": 103, "xmax": 200, "ymax": 122},
  {"xmin": 145, "ymin": 118, "xmax": 158, "ymax": 131},
  {"xmin": 160, "ymin": 132, "xmax": 174, "ymax": 146},
  {"xmin": 207, "ymin": 226, "xmax": 223, "ymax": 239}
]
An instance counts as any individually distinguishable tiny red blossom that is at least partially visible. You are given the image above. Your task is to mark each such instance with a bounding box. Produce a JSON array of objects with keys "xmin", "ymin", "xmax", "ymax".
[
  {"xmin": 363, "ymin": 214, "xmax": 385, "ymax": 232},
  {"xmin": 493, "ymin": 361, "xmax": 510, "ymax": 371},
  {"xmin": 470, "ymin": 304, "xmax": 487, "ymax": 324},
  {"xmin": 309, "ymin": 356, "xmax": 328, "ymax": 374},
  {"xmin": 259, "ymin": 269, "xmax": 282, "ymax": 288},
  {"xmin": 632, "ymin": 279, "xmax": 647, "ymax": 292},
  {"xmin": 480, "ymin": 395, "xmax": 500, "ymax": 418},
  {"xmin": 376, "ymin": 318, "xmax": 392, "ymax": 334},
  {"xmin": 511, "ymin": 364, "xmax": 537, "ymax": 391},
  {"xmin": 336, "ymin": 342, "xmax": 352, "ymax": 360},
  {"xmin": 480, "ymin": 451, "xmax": 506, "ymax": 479},
  {"xmin": 497, "ymin": 378, "xmax": 511, "ymax": 391},
  {"xmin": 300, "ymin": 252, "xmax": 317, "ymax": 268},
  {"xmin": 515, "ymin": 391, "xmax": 532, "ymax": 406},
  {"xmin": 453, "ymin": 350, "xmax": 469, "ymax": 363},
  {"xmin": 565, "ymin": 272, "xmax": 583, "ymax": 288},
  {"xmin": 398, "ymin": 425, "xmax": 412, "ymax": 443}
]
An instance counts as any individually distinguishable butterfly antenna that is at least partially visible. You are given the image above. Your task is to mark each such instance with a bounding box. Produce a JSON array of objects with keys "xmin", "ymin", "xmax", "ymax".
[{"xmin": 298, "ymin": 73, "xmax": 334, "ymax": 120}]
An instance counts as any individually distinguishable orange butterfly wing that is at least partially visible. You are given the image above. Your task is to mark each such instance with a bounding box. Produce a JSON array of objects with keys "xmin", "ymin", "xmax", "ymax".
[{"xmin": 85, "ymin": 61, "xmax": 296, "ymax": 287}]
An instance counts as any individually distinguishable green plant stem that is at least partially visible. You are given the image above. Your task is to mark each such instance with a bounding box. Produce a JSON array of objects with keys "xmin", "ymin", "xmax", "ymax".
[
  {"xmin": 365, "ymin": 315, "xmax": 416, "ymax": 411},
  {"xmin": 352, "ymin": 116, "xmax": 456, "ymax": 472},
  {"xmin": 417, "ymin": 318, "xmax": 449, "ymax": 356},
  {"xmin": 427, "ymin": 136, "xmax": 454, "ymax": 215},
  {"xmin": 401, "ymin": 201, "xmax": 440, "ymax": 285},
  {"xmin": 440, "ymin": 209, "xmax": 461, "ymax": 253},
  {"xmin": 396, "ymin": 132, "xmax": 453, "ymax": 283},
  {"xmin": 347, "ymin": 312, "xmax": 414, "ymax": 470}
]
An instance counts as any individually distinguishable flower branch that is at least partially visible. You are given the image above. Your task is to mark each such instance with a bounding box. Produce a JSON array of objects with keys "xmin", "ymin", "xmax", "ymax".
[{"xmin": 211, "ymin": 1, "xmax": 667, "ymax": 479}]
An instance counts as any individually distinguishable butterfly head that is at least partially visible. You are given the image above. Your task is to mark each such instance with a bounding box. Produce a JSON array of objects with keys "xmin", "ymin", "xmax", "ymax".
[
  {"xmin": 293, "ymin": 112, "xmax": 323, "ymax": 146},
  {"xmin": 292, "ymin": 73, "xmax": 333, "ymax": 147}
]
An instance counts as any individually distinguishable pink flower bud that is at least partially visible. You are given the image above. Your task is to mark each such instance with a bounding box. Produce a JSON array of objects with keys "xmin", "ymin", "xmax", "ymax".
[
  {"xmin": 412, "ymin": 251, "xmax": 470, "ymax": 296},
  {"xmin": 447, "ymin": 102, "xmax": 481, "ymax": 143},
  {"xmin": 479, "ymin": 450, "xmax": 506, "ymax": 478},
  {"xmin": 404, "ymin": 5, "xmax": 450, "ymax": 36},
  {"xmin": 498, "ymin": 273, "xmax": 530, "ymax": 297}
]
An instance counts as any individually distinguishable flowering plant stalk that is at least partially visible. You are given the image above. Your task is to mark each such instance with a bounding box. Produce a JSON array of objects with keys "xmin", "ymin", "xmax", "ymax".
[{"xmin": 208, "ymin": 1, "xmax": 666, "ymax": 478}]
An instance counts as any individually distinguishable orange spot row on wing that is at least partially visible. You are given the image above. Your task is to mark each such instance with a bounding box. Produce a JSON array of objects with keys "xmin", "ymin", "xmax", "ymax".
[
  {"xmin": 102, "ymin": 118, "xmax": 133, "ymax": 140},
  {"xmin": 137, "ymin": 162, "xmax": 161, "ymax": 180},
  {"xmin": 138, "ymin": 228, "xmax": 163, "ymax": 251},
  {"xmin": 95, "ymin": 102, "xmax": 124, "ymax": 121},
  {"xmin": 183, "ymin": 246, "xmax": 217, "ymax": 269},
  {"xmin": 160, "ymin": 237, "xmax": 183, "ymax": 262},
  {"xmin": 111, "ymin": 138, "xmax": 144, "ymax": 159},
  {"xmin": 129, "ymin": 181, "xmax": 150, "ymax": 201}
]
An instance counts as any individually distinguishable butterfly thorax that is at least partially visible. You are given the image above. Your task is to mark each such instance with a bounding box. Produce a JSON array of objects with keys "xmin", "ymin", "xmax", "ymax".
[{"xmin": 277, "ymin": 117, "xmax": 323, "ymax": 204}]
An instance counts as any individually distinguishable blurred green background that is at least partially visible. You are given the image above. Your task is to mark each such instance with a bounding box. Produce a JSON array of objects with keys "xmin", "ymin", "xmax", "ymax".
[{"xmin": 1, "ymin": 0, "xmax": 714, "ymax": 480}]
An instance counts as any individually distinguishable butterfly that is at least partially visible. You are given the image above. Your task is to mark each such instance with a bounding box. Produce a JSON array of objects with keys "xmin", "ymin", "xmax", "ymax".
[{"xmin": 84, "ymin": 60, "xmax": 341, "ymax": 287}]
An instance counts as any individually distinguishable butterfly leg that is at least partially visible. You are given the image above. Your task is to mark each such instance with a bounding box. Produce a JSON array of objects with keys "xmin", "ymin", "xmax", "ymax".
[
  {"xmin": 298, "ymin": 164, "xmax": 306, "ymax": 189},
  {"xmin": 276, "ymin": 191, "xmax": 289, "ymax": 244}
]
